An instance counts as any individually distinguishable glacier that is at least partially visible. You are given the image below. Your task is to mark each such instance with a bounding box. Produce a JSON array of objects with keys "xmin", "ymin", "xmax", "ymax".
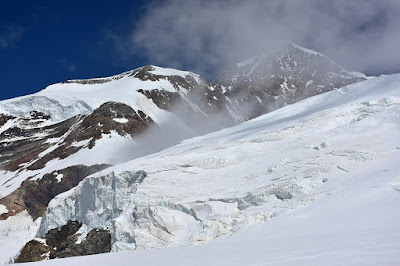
[{"xmin": 31, "ymin": 74, "xmax": 400, "ymax": 262}]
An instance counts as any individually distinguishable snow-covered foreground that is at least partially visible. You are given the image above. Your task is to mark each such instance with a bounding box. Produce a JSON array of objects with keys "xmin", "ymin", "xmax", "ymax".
[
  {"xmin": 28, "ymin": 154, "xmax": 400, "ymax": 265},
  {"xmin": 3, "ymin": 74, "xmax": 400, "ymax": 264}
]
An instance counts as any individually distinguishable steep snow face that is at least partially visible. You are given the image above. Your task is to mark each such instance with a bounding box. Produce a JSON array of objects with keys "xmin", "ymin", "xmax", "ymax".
[
  {"xmin": 0, "ymin": 96, "xmax": 92, "ymax": 122},
  {"xmin": 38, "ymin": 74, "xmax": 400, "ymax": 253}
]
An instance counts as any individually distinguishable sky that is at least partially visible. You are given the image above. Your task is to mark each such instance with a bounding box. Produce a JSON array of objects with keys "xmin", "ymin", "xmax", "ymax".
[
  {"xmin": 1, "ymin": 0, "xmax": 400, "ymax": 101},
  {"xmin": 0, "ymin": 0, "xmax": 149, "ymax": 100}
]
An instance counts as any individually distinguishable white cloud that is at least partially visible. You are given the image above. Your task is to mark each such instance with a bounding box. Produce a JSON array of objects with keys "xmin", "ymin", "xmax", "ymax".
[{"xmin": 128, "ymin": 0, "xmax": 400, "ymax": 76}]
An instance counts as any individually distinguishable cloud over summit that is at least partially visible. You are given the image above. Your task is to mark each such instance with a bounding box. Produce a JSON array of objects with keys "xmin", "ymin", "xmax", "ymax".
[{"xmin": 129, "ymin": 0, "xmax": 400, "ymax": 77}]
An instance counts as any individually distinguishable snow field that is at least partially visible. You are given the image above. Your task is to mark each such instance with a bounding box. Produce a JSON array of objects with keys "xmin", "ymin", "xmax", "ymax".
[
  {"xmin": 1, "ymin": 74, "xmax": 399, "ymax": 264},
  {"xmin": 35, "ymin": 75, "xmax": 400, "ymax": 259}
]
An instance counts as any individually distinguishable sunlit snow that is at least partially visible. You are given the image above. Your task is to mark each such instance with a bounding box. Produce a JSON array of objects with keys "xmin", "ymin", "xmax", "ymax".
[{"xmin": 15, "ymin": 74, "xmax": 400, "ymax": 265}]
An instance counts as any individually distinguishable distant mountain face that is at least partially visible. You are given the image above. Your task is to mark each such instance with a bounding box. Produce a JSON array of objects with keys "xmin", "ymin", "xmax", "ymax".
[
  {"xmin": 0, "ymin": 43, "xmax": 366, "ymax": 263},
  {"xmin": 211, "ymin": 42, "xmax": 365, "ymax": 120}
]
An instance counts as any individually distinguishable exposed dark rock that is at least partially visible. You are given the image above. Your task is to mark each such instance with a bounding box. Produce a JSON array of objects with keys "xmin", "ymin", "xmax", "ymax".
[
  {"xmin": 0, "ymin": 164, "xmax": 110, "ymax": 220},
  {"xmin": 1, "ymin": 101, "xmax": 154, "ymax": 171},
  {"xmin": 128, "ymin": 65, "xmax": 235, "ymax": 132},
  {"xmin": 17, "ymin": 110, "xmax": 51, "ymax": 128},
  {"xmin": 56, "ymin": 229, "xmax": 111, "ymax": 258},
  {"xmin": 138, "ymin": 89, "xmax": 180, "ymax": 111},
  {"xmin": 15, "ymin": 220, "xmax": 111, "ymax": 263},
  {"xmin": 0, "ymin": 102, "xmax": 153, "ymax": 221},
  {"xmin": 0, "ymin": 115, "xmax": 81, "ymax": 172},
  {"xmin": 0, "ymin": 101, "xmax": 154, "ymax": 173},
  {"xmin": 22, "ymin": 164, "xmax": 111, "ymax": 219},
  {"xmin": 61, "ymin": 101, "xmax": 154, "ymax": 150},
  {"xmin": 45, "ymin": 221, "xmax": 82, "ymax": 248},
  {"xmin": 131, "ymin": 65, "xmax": 160, "ymax": 81},
  {"xmin": 25, "ymin": 110, "xmax": 51, "ymax": 120},
  {"xmin": 0, "ymin": 113, "xmax": 15, "ymax": 127},
  {"xmin": 0, "ymin": 189, "xmax": 25, "ymax": 220},
  {"xmin": 14, "ymin": 240, "xmax": 53, "ymax": 263}
]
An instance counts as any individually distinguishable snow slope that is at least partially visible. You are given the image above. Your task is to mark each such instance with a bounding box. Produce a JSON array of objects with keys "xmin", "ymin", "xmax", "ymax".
[
  {"xmin": 0, "ymin": 65, "xmax": 201, "ymax": 124},
  {"xmin": 23, "ymin": 74, "xmax": 400, "ymax": 264},
  {"xmin": 28, "ymin": 154, "xmax": 400, "ymax": 265},
  {"xmin": 0, "ymin": 65, "xmax": 202, "ymax": 199}
]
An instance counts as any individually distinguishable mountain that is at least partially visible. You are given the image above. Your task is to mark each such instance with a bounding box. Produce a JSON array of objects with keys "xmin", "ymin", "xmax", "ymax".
[
  {"xmin": 11, "ymin": 73, "xmax": 400, "ymax": 264},
  {"xmin": 0, "ymin": 43, "xmax": 370, "ymax": 263},
  {"xmin": 211, "ymin": 42, "xmax": 365, "ymax": 120},
  {"xmin": 0, "ymin": 65, "xmax": 214, "ymax": 221}
]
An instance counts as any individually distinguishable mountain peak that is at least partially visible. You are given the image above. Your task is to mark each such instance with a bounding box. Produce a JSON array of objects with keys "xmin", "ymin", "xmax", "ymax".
[
  {"xmin": 212, "ymin": 42, "xmax": 365, "ymax": 120},
  {"xmin": 60, "ymin": 64, "xmax": 200, "ymax": 85}
]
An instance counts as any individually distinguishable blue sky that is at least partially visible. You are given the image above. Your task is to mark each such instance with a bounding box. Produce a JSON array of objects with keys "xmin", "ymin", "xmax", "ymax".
[
  {"xmin": 1, "ymin": 0, "xmax": 400, "ymax": 101},
  {"xmin": 0, "ymin": 0, "xmax": 148, "ymax": 100}
]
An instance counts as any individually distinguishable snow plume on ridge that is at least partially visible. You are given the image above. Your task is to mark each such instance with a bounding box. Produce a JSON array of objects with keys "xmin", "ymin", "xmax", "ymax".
[
  {"xmin": 118, "ymin": 103, "xmax": 229, "ymax": 164},
  {"xmin": 130, "ymin": 0, "xmax": 400, "ymax": 78},
  {"xmin": 109, "ymin": 117, "xmax": 197, "ymax": 164}
]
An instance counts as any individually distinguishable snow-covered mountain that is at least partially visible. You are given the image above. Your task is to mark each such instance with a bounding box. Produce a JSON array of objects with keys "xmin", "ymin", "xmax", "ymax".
[
  {"xmin": 0, "ymin": 65, "xmax": 204, "ymax": 122},
  {"xmin": 0, "ymin": 65, "xmax": 213, "ymax": 220},
  {"xmin": 10, "ymin": 73, "xmax": 400, "ymax": 264},
  {"xmin": 211, "ymin": 42, "xmax": 364, "ymax": 120},
  {"xmin": 0, "ymin": 43, "xmax": 378, "ymax": 264}
]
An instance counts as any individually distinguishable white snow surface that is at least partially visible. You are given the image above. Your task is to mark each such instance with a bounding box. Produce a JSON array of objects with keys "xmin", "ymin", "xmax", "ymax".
[
  {"xmin": 0, "ymin": 211, "xmax": 41, "ymax": 265},
  {"xmin": 0, "ymin": 65, "xmax": 203, "ymax": 198},
  {"xmin": 112, "ymin": 117, "xmax": 129, "ymax": 124},
  {"xmin": 30, "ymin": 74, "xmax": 400, "ymax": 264},
  {"xmin": 27, "ymin": 158, "xmax": 400, "ymax": 265},
  {"xmin": 0, "ymin": 204, "xmax": 7, "ymax": 215},
  {"xmin": 148, "ymin": 65, "xmax": 198, "ymax": 80},
  {"xmin": 0, "ymin": 65, "xmax": 201, "ymax": 124}
]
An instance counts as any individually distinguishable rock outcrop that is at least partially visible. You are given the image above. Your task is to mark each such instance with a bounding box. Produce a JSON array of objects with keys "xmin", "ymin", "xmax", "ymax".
[
  {"xmin": 0, "ymin": 164, "xmax": 110, "ymax": 220},
  {"xmin": 15, "ymin": 220, "xmax": 111, "ymax": 263}
]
